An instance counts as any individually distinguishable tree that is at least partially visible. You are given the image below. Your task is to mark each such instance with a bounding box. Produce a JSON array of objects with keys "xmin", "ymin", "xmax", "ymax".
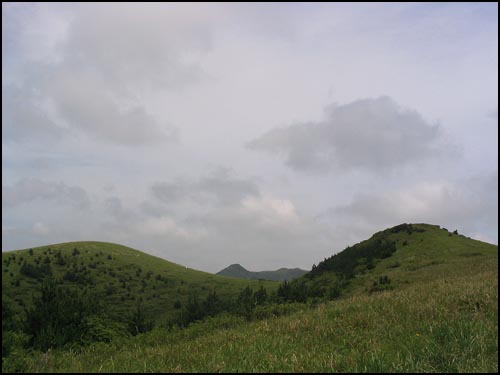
[
  {"xmin": 183, "ymin": 293, "xmax": 203, "ymax": 325},
  {"xmin": 277, "ymin": 280, "xmax": 292, "ymax": 301},
  {"xmin": 203, "ymin": 290, "xmax": 223, "ymax": 317},
  {"xmin": 127, "ymin": 303, "xmax": 153, "ymax": 336},
  {"xmin": 254, "ymin": 286, "xmax": 267, "ymax": 305},
  {"xmin": 24, "ymin": 278, "xmax": 99, "ymax": 350},
  {"xmin": 237, "ymin": 286, "xmax": 255, "ymax": 320}
]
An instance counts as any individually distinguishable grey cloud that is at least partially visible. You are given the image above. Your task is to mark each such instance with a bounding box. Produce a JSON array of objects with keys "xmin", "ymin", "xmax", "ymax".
[
  {"xmin": 2, "ymin": 178, "xmax": 90, "ymax": 209},
  {"xmin": 488, "ymin": 109, "xmax": 498, "ymax": 120},
  {"xmin": 152, "ymin": 168, "xmax": 260, "ymax": 206},
  {"xmin": 3, "ymin": 3, "xmax": 213, "ymax": 145},
  {"xmin": 63, "ymin": 3, "xmax": 211, "ymax": 92},
  {"xmin": 197, "ymin": 168, "xmax": 261, "ymax": 205},
  {"xmin": 104, "ymin": 197, "xmax": 124, "ymax": 218},
  {"xmin": 2, "ymin": 84, "xmax": 63, "ymax": 141},
  {"xmin": 248, "ymin": 97, "xmax": 443, "ymax": 172},
  {"xmin": 43, "ymin": 67, "xmax": 177, "ymax": 145}
]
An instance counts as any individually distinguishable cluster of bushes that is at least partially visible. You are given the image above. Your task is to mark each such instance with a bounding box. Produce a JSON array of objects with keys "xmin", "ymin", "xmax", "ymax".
[
  {"xmin": 275, "ymin": 276, "xmax": 349, "ymax": 304},
  {"xmin": 170, "ymin": 285, "xmax": 271, "ymax": 327}
]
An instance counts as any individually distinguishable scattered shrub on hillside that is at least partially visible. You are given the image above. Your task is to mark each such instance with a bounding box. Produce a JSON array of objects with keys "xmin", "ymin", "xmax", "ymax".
[
  {"xmin": 20, "ymin": 262, "xmax": 52, "ymax": 280},
  {"xmin": 62, "ymin": 270, "xmax": 93, "ymax": 285},
  {"xmin": 105, "ymin": 285, "xmax": 116, "ymax": 296},
  {"xmin": 388, "ymin": 262, "xmax": 401, "ymax": 268},
  {"xmin": 28, "ymin": 249, "xmax": 33, "ymax": 256},
  {"xmin": 369, "ymin": 275, "xmax": 394, "ymax": 293},
  {"xmin": 55, "ymin": 255, "xmax": 67, "ymax": 266}
]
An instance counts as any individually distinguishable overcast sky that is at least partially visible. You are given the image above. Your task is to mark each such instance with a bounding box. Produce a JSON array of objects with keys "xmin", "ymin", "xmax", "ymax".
[{"xmin": 2, "ymin": 3, "xmax": 498, "ymax": 273}]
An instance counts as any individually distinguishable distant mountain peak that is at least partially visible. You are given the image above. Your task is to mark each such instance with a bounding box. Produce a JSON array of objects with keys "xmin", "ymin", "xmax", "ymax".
[
  {"xmin": 217, "ymin": 264, "xmax": 307, "ymax": 281},
  {"xmin": 227, "ymin": 263, "xmax": 247, "ymax": 270}
]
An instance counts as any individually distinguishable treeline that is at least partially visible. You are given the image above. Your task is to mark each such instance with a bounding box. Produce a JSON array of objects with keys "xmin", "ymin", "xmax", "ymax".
[
  {"xmin": 2, "ymin": 278, "xmax": 299, "ymax": 365},
  {"xmin": 309, "ymin": 238, "xmax": 397, "ymax": 278}
]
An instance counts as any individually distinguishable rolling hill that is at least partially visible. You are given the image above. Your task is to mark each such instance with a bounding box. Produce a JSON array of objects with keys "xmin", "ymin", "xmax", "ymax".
[
  {"xmin": 216, "ymin": 263, "xmax": 308, "ymax": 281},
  {"xmin": 1, "ymin": 241, "xmax": 278, "ymax": 326}
]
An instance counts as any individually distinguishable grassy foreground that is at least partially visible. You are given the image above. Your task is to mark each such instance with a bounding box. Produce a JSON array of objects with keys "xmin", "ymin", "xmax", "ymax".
[{"xmin": 21, "ymin": 268, "xmax": 498, "ymax": 372}]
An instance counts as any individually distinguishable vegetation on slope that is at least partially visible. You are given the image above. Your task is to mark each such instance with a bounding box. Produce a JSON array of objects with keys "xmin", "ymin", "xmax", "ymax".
[
  {"xmin": 276, "ymin": 223, "xmax": 498, "ymax": 303},
  {"xmin": 2, "ymin": 241, "xmax": 277, "ymax": 326},
  {"xmin": 2, "ymin": 241, "xmax": 278, "ymax": 366},
  {"xmin": 15, "ymin": 268, "xmax": 499, "ymax": 372}
]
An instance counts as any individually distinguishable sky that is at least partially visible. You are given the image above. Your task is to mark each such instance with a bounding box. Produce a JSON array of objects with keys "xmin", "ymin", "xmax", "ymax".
[{"xmin": 2, "ymin": 2, "xmax": 498, "ymax": 273}]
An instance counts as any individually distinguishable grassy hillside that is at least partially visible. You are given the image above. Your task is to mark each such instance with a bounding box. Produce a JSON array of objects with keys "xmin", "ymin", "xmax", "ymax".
[
  {"xmin": 2, "ymin": 241, "xmax": 278, "ymax": 326},
  {"xmin": 288, "ymin": 223, "xmax": 498, "ymax": 302},
  {"xmin": 22, "ymin": 269, "xmax": 498, "ymax": 372},
  {"xmin": 217, "ymin": 263, "xmax": 308, "ymax": 281},
  {"xmin": 3, "ymin": 223, "xmax": 498, "ymax": 372}
]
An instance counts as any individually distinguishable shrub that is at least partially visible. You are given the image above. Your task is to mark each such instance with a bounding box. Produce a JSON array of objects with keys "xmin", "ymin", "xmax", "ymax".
[{"xmin": 20, "ymin": 262, "xmax": 52, "ymax": 280}]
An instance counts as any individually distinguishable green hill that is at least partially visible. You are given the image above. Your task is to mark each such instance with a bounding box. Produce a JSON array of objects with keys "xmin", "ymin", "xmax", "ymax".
[
  {"xmin": 291, "ymin": 223, "xmax": 498, "ymax": 301},
  {"xmin": 1, "ymin": 241, "xmax": 278, "ymax": 326},
  {"xmin": 217, "ymin": 263, "xmax": 308, "ymax": 281},
  {"xmin": 3, "ymin": 223, "xmax": 498, "ymax": 372}
]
